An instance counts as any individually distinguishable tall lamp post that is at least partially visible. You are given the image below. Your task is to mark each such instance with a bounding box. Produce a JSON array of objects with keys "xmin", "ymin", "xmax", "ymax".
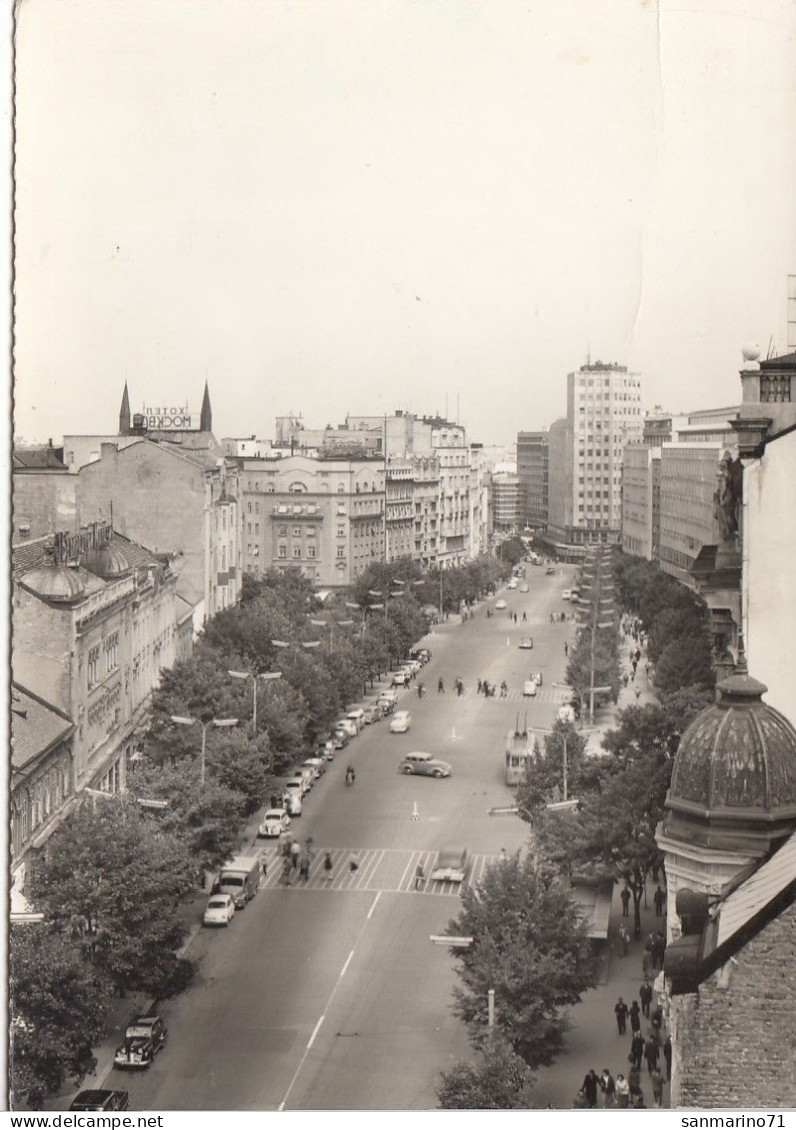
[
  {"xmin": 227, "ymin": 670, "xmax": 282, "ymax": 734},
  {"xmin": 527, "ymin": 710, "xmax": 596, "ymax": 804},
  {"xmin": 170, "ymin": 714, "xmax": 238, "ymax": 786}
]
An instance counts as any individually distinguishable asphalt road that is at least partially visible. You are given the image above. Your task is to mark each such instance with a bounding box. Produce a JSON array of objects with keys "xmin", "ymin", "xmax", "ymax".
[{"xmin": 116, "ymin": 564, "xmax": 579, "ymax": 1110}]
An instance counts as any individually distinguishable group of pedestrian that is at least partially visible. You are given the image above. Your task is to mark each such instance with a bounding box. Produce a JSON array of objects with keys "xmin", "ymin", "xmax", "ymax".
[
  {"xmin": 643, "ymin": 928, "xmax": 667, "ymax": 972},
  {"xmin": 549, "ymin": 611, "xmax": 571, "ymax": 623},
  {"xmin": 600, "ymin": 993, "xmax": 670, "ymax": 1108}
]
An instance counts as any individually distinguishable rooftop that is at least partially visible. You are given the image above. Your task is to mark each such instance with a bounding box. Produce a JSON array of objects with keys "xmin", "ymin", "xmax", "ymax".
[{"xmin": 11, "ymin": 683, "xmax": 74, "ymax": 772}]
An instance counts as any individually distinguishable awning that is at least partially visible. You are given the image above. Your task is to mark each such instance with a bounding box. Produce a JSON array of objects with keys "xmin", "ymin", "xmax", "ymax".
[{"xmin": 572, "ymin": 880, "xmax": 615, "ymax": 939}]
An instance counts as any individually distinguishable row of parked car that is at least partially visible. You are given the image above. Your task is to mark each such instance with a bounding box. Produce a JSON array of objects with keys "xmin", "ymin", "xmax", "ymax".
[{"xmin": 253, "ymin": 649, "xmax": 432, "ymax": 841}]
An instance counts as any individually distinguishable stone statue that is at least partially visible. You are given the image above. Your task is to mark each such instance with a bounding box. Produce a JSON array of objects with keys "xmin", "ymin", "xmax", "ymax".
[{"xmin": 713, "ymin": 451, "xmax": 742, "ymax": 544}]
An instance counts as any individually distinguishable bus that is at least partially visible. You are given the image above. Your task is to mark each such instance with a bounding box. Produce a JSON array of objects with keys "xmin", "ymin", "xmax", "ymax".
[{"xmin": 504, "ymin": 727, "xmax": 536, "ymax": 786}]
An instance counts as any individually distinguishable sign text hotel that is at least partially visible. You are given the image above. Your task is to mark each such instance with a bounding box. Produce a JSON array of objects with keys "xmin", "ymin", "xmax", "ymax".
[{"xmin": 142, "ymin": 405, "xmax": 195, "ymax": 430}]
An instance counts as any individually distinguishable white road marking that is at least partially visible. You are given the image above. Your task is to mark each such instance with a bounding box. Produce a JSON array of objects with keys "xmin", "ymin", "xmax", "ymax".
[
  {"xmin": 306, "ymin": 1014, "xmax": 325, "ymax": 1049},
  {"xmin": 277, "ymin": 888, "xmax": 382, "ymax": 1111}
]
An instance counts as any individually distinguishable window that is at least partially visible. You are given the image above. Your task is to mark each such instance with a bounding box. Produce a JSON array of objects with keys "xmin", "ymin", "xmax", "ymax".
[
  {"xmin": 278, "ymin": 526, "xmax": 287, "ymax": 537},
  {"xmin": 255, "ymin": 523, "xmax": 260, "ymax": 535},
  {"xmin": 337, "ymin": 526, "xmax": 346, "ymax": 538},
  {"xmin": 307, "ymin": 545, "xmax": 316, "ymax": 558},
  {"xmin": 248, "ymin": 502, "xmax": 252, "ymax": 514},
  {"xmin": 247, "ymin": 522, "xmax": 252, "ymax": 534},
  {"xmin": 293, "ymin": 546, "xmax": 302, "ymax": 558},
  {"xmin": 336, "ymin": 546, "xmax": 345, "ymax": 558},
  {"xmin": 278, "ymin": 545, "xmax": 287, "ymax": 558},
  {"xmin": 88, "ymin": 646, "xmax": 100, "ymax": 686},
  {"xmin": 105, "ymin": 633, "xmax": 119, "ymax": 672},
  {"xmin": 293, "ymin": 526, "xmax": 302, "ymax": 537}
]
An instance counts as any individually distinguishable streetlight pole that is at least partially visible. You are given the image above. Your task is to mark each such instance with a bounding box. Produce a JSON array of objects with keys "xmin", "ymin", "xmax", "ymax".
[
  {"xmin": 170, "ymin": 714, "xmax": 238, "ymax": 786},
  {"xmin": 228, "ymin": 670, "xmax": 282, "ymax": 734}
]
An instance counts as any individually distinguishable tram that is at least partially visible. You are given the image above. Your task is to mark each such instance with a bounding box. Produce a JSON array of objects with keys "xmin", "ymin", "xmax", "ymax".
[{"xmin": 504, "ymin": 725, "xmax": 536, "ymax": 786}]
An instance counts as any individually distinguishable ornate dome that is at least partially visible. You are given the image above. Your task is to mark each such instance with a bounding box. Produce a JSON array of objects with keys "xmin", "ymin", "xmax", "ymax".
[
  {"xmin": 663, "ymin": 663, "xmax": 796, "ymax": 852},
  {"xmin": 22, "ymin": 565, "xmax": 86, "ymax": 601},
  {"xmin": 83, "ymin": 544, "xmax": 131, "ymax": 579}
]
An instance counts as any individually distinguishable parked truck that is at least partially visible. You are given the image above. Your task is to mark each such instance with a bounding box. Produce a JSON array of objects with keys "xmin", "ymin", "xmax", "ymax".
[{"xmin": 215, "ymin": 855, "xmax": 260, "ymax": 908}]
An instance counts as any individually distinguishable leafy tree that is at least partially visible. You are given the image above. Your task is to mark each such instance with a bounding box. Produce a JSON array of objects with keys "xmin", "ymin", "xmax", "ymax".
[
  {"xmin": 515, "ymin": 722, "xmax": 597, "ymax": 811},
  {"xmin": 10, "ymin": 926, "xmax": 109, "ymax": 1108},
  {"xmin": 446, "ymin": 854, "xmax": 597, "ymax": 1067},
  {"xmin": 654, "ymin": 630, "xmax": 715, "ymax": 694},
  {"xmin": 498, "ymin": 537, "xmax": 526, "ymax": 567},
  {"xmin": 601, "ymin": 689, "xmax": 713, "ymax": 766},
  {"xmin": 535, "ymin": 749, "xmax": 672, "ymax": 939},
  {"xmin": 437, "ymin": 1038, "xmax": 536, "ymax": 1109},
  {"xmin": 205, "ymin": 729, "xmax": 274, "ymax": 813},
  {"xmin": 133, "ymin": 758, "xmax": 246, "ymax": 870},
  {"xmin": 28, "ymin": 798, "xmax": 196, "ymax": 997}
]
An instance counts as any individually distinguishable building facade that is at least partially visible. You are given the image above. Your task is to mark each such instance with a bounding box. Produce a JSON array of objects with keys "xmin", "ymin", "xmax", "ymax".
[
  {"xmin": 10, "ymin": 683, "xmax": 76, "ymax": 912},
  {"xmin": 77, "ymin": 437, "xmax": 240, "ymax": 625},
  {"xmin": 621, "ymin": 444, "xmax": 659, "ymax": 560},
  {"xmin": 516, "ymin": 430, "xmax": 549, "ymax": 530},
  {"xmin": 490, "ymin": 472, "xmax": 521, "ymax": 532},
  {"xmin": 12, "ymin": 522, "xmax": 180, "ymax": 799},
  {"xmin": 238, "ymin": 453, "xmax": 385, "ymax": 587},
  {"xmin": 544, "ymin": 362, "xmax": 643, "ymax": 558}
]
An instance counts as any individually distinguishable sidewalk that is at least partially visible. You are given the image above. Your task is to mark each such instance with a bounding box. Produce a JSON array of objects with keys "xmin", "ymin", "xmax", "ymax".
[{"xmin": 530, "ymin": 874, "xmax": 670, "ymax": 1109}]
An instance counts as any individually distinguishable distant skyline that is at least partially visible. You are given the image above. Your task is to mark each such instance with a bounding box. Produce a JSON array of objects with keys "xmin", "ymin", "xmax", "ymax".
[{"xmin": 13, "ymin": 0, "xmax": 796, "ymax": 449}]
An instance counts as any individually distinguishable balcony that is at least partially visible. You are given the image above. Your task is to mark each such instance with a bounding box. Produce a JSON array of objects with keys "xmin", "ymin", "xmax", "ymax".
[{"xmin": 75, "ymin": 576, "xmax": 136, "ymax": 628}]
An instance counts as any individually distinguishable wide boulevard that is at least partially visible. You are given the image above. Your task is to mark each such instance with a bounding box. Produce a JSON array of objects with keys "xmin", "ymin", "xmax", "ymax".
[{"xmin": 117, "ymin": 563, "xmax": 579, "ymax": 1110}]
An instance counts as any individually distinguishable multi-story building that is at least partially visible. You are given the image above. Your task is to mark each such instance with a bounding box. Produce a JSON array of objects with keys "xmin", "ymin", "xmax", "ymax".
[
  {"xmin": 516, "ymin": 430, "xmax": 549, "ymax": 530},
  {"xmin": 238, "ymin": 453, "xmax": 385, "ymax": 587},
  {"xmin": 77, "ymin": 436, "xmax": 239, "ymax": 627},
  {"xmin": 621, "ymin": 444, "xmax": 659, "ymax": 561},
  {"xmin": 12, "ymin": 521, "xmax": 181, "ymax": 797},
  {"xmin": 468, "ymin": 445, "xmax": 491, "ymax": 558},
  {"xmin": 384, "ymin": 453, "xmax": 441, "ymax": 566},
  {"xmin": 10, "ymin": 683, "xmax": 75, "ymax": 912},
  {"xmin": 545, "ymin": 361, "xmax": 643, "ymax": 558},
  {"xmin": 491, "ymin": 472, "xmax": 522, "ymax": 533}
]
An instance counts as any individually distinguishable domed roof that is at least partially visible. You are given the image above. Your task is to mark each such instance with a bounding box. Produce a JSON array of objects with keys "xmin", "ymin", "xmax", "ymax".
[
  {"xmin": 664, "ymin": 661, "xmax": 796, "ymax": 852},
  {"xmin": 83, "ymin": 544, "xmax": 131, "ymax": 579},
  {"xmin": 22, "ymin": 565, "xmax": 86, "ymax": 601}
]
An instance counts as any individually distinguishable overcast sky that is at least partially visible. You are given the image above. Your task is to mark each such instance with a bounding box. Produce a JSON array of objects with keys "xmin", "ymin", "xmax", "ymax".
[{"xmin": 12, "ymin": 0, "xmax": 796, "ymax": 447}]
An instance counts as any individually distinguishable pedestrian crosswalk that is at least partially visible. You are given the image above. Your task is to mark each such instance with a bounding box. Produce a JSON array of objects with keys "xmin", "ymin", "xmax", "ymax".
[
  {"xmin": 256, "ymin": 846, "xmax": 497, "ymax": 898},
  {"xmin": 393, "ymin": 684, "xmax": 570, "ymax": 706}
]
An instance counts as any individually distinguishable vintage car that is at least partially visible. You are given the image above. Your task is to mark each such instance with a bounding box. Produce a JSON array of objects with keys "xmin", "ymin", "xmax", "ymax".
[
  {"xmin": 398, "ymin": 751, "xmax": 452, "ymax": 778},
  {"xmin": 70, "ymin": 1091, "xmax": 130, "ymax": 1111},
  {"xmin": 113, "ymin": 1015, "xmax": 167, "ymax": 1070}
]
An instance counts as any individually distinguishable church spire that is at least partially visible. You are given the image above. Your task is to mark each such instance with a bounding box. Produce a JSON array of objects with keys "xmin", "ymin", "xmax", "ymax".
[
  {"xmin": 119, "ymin": 382, "xmax": 131, "ymax": 435},
  {"xmin": 200, "ymin": 381, "xmax": 212, "ymax": 432}
]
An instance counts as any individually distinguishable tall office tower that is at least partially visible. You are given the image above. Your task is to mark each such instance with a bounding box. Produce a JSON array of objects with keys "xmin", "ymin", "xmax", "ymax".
[
  {"xmin": 516, "ymin": 430, "xmax": 549, "ymax": 529},
  {"xmin": 546, "ymin": 361, "xmax": 643, "ymax": 558}
]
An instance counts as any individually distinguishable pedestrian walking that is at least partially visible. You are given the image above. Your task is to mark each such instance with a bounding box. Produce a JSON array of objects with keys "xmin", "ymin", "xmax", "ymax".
[
  {"xmin": 618, "ymin": 923, "xmax": 630, "ymax": 956},
  {"xmin": 348, "ymin": 853, "xmax": 360, "ymax": 873},
  {"xmin": 615, "ymin": 1075, "xmax": 630, "ymax": 1108},
  {"xmin": 629, "ymin": 1001, "xmax": 641, "ymax": 1034},
  {"xmin": 644, "ymin": 1036, "xmax": 659, "ymax": 1074},
  {"xmin": 628, "ymin": 1064, "xmax": 642, "ymax": 1098},
  {"xmin": 600, "ymin": 1069, "xmax": 615, "ymax": 1108},
  {"xmin": 642, "ymin": 950, "xmax": 654, "ymax": 980},
  {"xmin": 281, "ymin": 856, "xmax": 293, "ymax": 886},
  {"xmin": 639, "ymin": 980, "xmax": 653, "ymax": 1018},
  {"xmin": 634, "ymin": 685, "xmax": 641, "ymax": 701},
  {"xmin": 620, "ymin": 885, "xmax": 631, "ymax": 917},
  {"xmin": 323, "ymin": 851, "xmax": 333, "ymax": 879},
  {"xmin": 438, "ymin": 677, "xmax": 444, "ymax": 693},
  {"xmin": 477, "ymin": 679, "xmax": 483, "ymax": 693},
  {"xmin": 299, "ymin": 855, "xmax": 310, "ymax": 882},
  {"xmin": 653, "ymin": 884, "xmax": 666, "ymax": 917},
  {"xmin": 651, "ymin": 1068, "xmax": 664, "ymax": 1107},
  {"xmin": 522, "ymin": 611, "xmax": 527, "ymax": 622},
  {"xmin": 614, "ymin": 997, "xmax": 629, "ymax": 1035},
  {"xmin": 290, "ymin": 839, "xmax": 301, "ymax": 869},
  {"xmin": 259, "ymin": 853, "xmax": 268, "ymax": 879},
  {"xmin": 415, "ymin": 863, "xmax": 425, "ymax": 890},
  {"xmin": 663, "ymin": 1035, "xmax": 672, "ymax": 1082},
  {"xmin": 630, "ymin": 1029, "xmax": 645, "ymax": 1070},
  {"xmin": 579, "ymin": 1069, "xmax": 600, "ymax": 1109},
  {"xmin": 650, "ymin": 1004, "xmax": 663, "ymax": 1034},
  {"xmin": 653, "ymin": 931, "xmax": 667, "ymax": 970}
]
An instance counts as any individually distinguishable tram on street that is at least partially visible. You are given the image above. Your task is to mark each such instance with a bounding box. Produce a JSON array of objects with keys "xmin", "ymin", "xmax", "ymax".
[{"xmin": 504, "ymin": 726, "xmax": 535, "ymax": 786}]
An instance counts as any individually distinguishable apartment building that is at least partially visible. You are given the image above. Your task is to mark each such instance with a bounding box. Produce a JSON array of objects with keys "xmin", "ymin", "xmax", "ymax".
[{"xmin": 238, "ymin": 453, "xmax": 385, "ymax": 586}]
